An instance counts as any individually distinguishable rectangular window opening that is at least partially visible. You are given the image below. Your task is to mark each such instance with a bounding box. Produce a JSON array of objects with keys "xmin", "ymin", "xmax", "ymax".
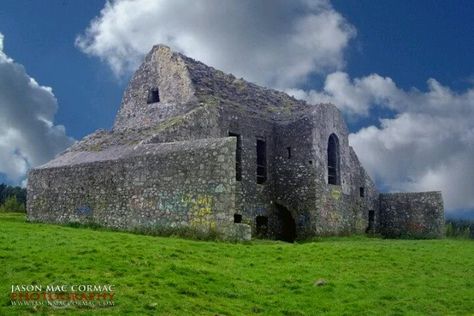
[
  {"xmin": 287, "ymin": 146, "xmax": 292, "ymax": 159},
  {"xmin": 228, "ymin": 132, "xmax": 242, "ymax": 181},
  {"xmin": 256, "ymin": 139, "xmax": 267, "ymax": 184},
  {"xmin": 360, "ymin": 187, "xmax": 365, "ymax": 198}
]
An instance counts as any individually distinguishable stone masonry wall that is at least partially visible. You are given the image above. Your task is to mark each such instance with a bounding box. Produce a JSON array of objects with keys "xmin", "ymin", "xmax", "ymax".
[
  {"xmin": 216, "ymin": 106, "xmax": 276, "ymax": 237},
  {"xmin": 216, "ymin": 101, "xmax": 380, "ymax": 239},
  {"xmin": 379, "ymin": 191, "xmax": 444, "ymax": 238},
  {"xmin": 308, "ymin": 104, "xmax": 379, "ymax": 236},
  {"xmin": 27, "ymin": 138, "xmax": 245, "ymax": 239},
  {"xmin": 273, "ymin": 116, "xmax": 318, "ymax": 238}
]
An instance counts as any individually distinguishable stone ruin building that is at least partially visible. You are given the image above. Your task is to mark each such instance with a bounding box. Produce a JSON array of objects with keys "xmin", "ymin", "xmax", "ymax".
[{"xmin": 27, "ymin": 45, "xmax": 445, "ymax": 241}]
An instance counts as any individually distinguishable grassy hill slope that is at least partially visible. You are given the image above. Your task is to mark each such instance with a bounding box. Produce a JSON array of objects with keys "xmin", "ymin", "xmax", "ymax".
[{"xmin": 0, "ymin": 212, "xmax": 473, "ymax": 315}]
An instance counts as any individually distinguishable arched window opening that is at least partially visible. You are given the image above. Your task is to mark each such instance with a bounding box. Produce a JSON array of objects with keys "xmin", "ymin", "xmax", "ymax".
[{"xmin": 327, "ymin": 133, "xmax": 340, "ymax": 185}]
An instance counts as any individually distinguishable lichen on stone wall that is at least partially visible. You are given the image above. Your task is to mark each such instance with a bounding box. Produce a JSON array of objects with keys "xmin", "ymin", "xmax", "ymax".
[{"xmin": 28, "ymin": 138, "xmax": 245, "ymax": 240}]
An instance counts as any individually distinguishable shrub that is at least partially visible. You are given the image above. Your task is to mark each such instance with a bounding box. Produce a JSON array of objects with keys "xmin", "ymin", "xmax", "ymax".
[{"xmin": 0, "ymin": 196, "xmax": 26, "ymax": 213}]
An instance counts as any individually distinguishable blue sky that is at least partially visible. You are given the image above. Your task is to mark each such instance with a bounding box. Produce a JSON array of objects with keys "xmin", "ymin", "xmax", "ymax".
[
  {"xmin": 334, "ymin": 0, "xmax": 474, "ymax": 89},
  {"xmin": 0, "ymin": 0, "xmax": 124, "ymax": 137},
  {"xmin": 0, "ymin": 0, "xmax": 473, "ymax": 217},
  {"xmin": 1, "ymin": 0, "xmax": 473, "ymax": 136}
]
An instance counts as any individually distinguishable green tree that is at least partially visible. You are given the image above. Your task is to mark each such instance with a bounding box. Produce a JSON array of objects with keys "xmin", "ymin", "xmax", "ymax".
[
  {"xmin": 0, "ymin": 196, "xmax": 25, "ymax": 213},
  {"xmin": 0, "ymin": 184, "xmax": 27, "ymax": 209}
]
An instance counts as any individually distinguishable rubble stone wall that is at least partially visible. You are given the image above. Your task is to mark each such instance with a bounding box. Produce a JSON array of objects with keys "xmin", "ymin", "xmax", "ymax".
[
  {"xmin": 27, "ymin": 138, "xmax": 246, "ymax": 239},
  {"xmin": 379, "ymin": 191, "xmax": 444, "ymax": 238}
]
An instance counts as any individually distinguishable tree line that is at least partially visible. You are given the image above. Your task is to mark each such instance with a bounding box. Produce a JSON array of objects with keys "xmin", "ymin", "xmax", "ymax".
[
  {"xmin": 0, "ymin": 184, "xmax": 27, "ymax": 212},
  {"xmin": 445, "ymin": 219, "xmax": 474, "ymax": 239}
]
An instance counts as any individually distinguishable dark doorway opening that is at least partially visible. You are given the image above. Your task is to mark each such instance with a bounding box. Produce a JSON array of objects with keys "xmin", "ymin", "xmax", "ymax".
[
  {"xmin": 276, "ymin": 204, "xmax": 296, "ymax": 242},
  {"xmin": 256, "ymin": 216, "xmax": 268, "ymax": 237},
  {"xmin": 366, "ymin": 210, "xmax": 375, "ymax": 233}
]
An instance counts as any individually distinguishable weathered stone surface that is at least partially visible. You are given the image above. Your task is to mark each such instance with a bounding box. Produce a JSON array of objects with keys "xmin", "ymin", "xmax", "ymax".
[
  {"xmin": 220, "ymin": 223, "xmax": 252, "ymax": 242},
  {"xmin": 379, "ymin": 192, "xmax": 445, "ymax": 238},
  {"xmin": 28, "ymin": 138, "xmax": 238, "ymax": 239},
  {"xmin": 27, "ymin": 44, "xmax": 444, "ymax": 241}
]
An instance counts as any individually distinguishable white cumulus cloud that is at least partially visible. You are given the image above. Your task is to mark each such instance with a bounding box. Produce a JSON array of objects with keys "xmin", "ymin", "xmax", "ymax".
[
  {"xmin": 289, "ymin": 73, "xmax": 474, "ymax": 213},
  {"xmin": 0, "ymin": 33, "xmax": 74, "ymax": 183},
  {"xmin": 76, "ymin": 1, "xmax": 474, "ymax": 215},
  {"xmin": 75, "ymin": 0, "xmax": 355, "ymax": 88},
  {"xmin": 287, "ymin": 72, "xmax": 403, "ymax": 116}
]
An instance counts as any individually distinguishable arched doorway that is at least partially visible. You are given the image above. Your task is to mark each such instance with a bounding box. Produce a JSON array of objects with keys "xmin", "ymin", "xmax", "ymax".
[{"xmin": 275, "ymin": 204, "xmax": 296, "ymax": 242}]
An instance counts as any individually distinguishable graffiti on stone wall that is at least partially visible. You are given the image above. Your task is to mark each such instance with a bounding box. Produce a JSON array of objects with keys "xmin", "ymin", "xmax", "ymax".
[
  {"xmin": 331, "ymin": 188, "xmax": 341, "ymax": 200},
  {"xmin": 297, "ymin": 212, "xmax": 311, "ymax": 227},
  {"xmin": 408, "ymin": 221, "xmax": 426, "ymax": 233},
  {"xmin": 157, "ymin": 193, "xmax": 187, "ymax": 214},
  {"xmin": 255, "ymin": 206, "xmax": 267, "ymax": 215},
  {"xmin": 76, "ymin": 205, "xmax": 92, "ymax": 216},
  {"xmin": 183, "ymin": 194, "xmax": 216, "ymax": 228},
  {"xmin": 156, "ymin": 192, "xmax": 216, "ymax": 228}
]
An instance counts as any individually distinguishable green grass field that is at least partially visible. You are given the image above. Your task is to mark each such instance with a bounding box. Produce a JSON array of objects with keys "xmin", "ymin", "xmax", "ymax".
[{"xmin": 0, "ymin": 212, "xmax": 473, "ymax": 315}]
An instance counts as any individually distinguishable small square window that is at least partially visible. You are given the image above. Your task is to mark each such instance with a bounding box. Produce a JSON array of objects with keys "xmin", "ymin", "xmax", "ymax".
[
  {"xmin": 147, "ymin": 88, "xmax": 160, "ymax": 104},
  {"xmin": 234, "ymin": 214, "xmax": 242, "ymax": 223}
]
